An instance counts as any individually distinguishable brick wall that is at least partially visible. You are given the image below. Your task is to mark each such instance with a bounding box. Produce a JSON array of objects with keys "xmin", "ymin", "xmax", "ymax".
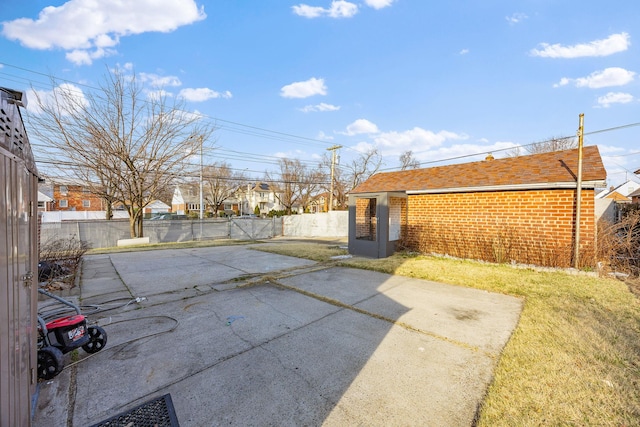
[
  {"xmin": 404, "ymin": 189, "xmax": 596, "ymax": 267},
  {"xmin": 355, "ymin": 197, "xmax": 377, "ymax": 240},
  {"xmin": 54, "ymin": 184, "xmax": 104, "ymax": 211}
]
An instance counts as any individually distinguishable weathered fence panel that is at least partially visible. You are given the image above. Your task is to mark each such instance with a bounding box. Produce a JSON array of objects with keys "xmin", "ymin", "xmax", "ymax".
[{"xmin": 1, "ymin": 88, "xmax": 39, "ymax": 427}]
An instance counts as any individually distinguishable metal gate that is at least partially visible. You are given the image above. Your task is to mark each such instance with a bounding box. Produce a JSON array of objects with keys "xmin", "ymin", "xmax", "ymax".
[
  {"xmin": 0, "ymin": 88, "xmax": 39, "ymax": 427},
  {"xmin": 230, "ymin": 217, "xmax": 280, "ymax": 240}
]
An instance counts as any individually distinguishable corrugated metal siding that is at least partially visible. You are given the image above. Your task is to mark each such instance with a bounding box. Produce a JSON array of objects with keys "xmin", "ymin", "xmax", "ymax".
[{"xmin": 1, "ymin": 88, "xmax": 38, "ymax": 427}]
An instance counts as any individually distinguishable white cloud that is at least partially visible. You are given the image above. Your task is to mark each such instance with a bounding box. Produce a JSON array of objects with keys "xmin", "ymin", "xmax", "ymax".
[
  {"xmin": 179, "ymin": 88, "xmax": 232, "ymax": 102},
  {"xmin": 273, "ymin": 149, "xmax": 308, "ymax": 159},
  {"xmin": 344, "ymin": 124, "xmax": 498, "ymax": 163},
  {"xmin": 596, "ymin": 92, "xmax": 634, "ymax": 108},
  {"xmin": 139, "ymin": 73, "xmax": 182, "ymax": 88},
  {"xmin": 506, "ymin": 13, "xmax": 527, "ymax": 25},
  {"xmin": 299, "ymin": 102, "xmax": 340, "ymax": 112},
  {"xmin": 65, "ymin": 48, "xmax": 111, "ymax": 65},
  {"xmin": 291, "ymin": 4, "xmax": 325, "ymax": 18},
  {"xmin": 280, "ymin": 77, "xmax": 327, "ymax": 98},
  {"xmin": 292, "ymin": 0, "xmax": 394, "ymax": 18},
  {"xmin": 1, "ymin": 0, "xmax": 206, "ymax": 65},
  {"xmin": 292, "ymin": 1, "xmax": 358, "ymax": 18},
  {"xmin": 317, "ymin": 131, "xmax": 334, "ymax": 141},
  {"xmin": 411, "ymin": 141, "xmax": 517, "ymax": 163},
  {"xmin": 373, "ymin": 128, "xmax": 468, "ymax": 154},
  {"xmin": 554, "ymin": 67, "xmax": 636, "ymax": 89},
  {"xmin": 26, "ymin": 83, "xmax": 87, "ymax": 115},
  {"xmin": 459, "ymin": 48, "xmax": 469, "ymax": 55},
  {"xmin": 341, "ymin": 119, "xmax": 379, "ymax": 136},
  {"xmin": 364, "ymin": 0, "xmax": 395, "ymax": 9},
  {"xmin": 553, "ymin": 77, "xmax": 571, "ymax": 88},
  {"xmin": 145, "ymin": 89, "xmax": 173, "ymax": 101},
  {"xmin": 530, "ymin": 32, "xmax": 630, "ymax": 58}
]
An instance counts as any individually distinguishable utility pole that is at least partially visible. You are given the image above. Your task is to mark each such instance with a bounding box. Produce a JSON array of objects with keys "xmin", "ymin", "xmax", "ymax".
[
  {"xmin": 199, "ymin": 135, "xmax": 204, "ymax": 221},
  {"xmin": 327, "ymin": 145, "xmax": 342, "ymax": 211},
  {"xmin": 574, "ymin": 113, "xmax": 584, "ymax": 269}
]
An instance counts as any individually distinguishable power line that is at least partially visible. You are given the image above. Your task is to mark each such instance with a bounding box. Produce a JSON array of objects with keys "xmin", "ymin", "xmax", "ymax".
[
  {"xmin": 584, "ymin": 122, "xmax": 640, "ymax": 136},
  {"xmin": 1, "ymin": 61, "xmax": 339, "ymax": 151},
  {"xmin": 6, "ymin": 61, "xmax": 639, "ymax": 175}
]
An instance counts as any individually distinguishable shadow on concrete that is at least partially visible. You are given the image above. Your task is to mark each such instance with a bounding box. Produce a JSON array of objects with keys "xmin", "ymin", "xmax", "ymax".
[{"xmin": 34, "ymin": 245, "xmax": 522, "ymax": 426}]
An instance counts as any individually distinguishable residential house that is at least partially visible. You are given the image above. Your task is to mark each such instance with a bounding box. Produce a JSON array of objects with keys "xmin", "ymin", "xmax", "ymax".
[
  {"xmin": 309, "ymin": 192, "xmax": 328, "ymax": 213},
  {"xmin": 144, "ymin": 200, "xmax": 171, "ymax": 216},
  {"xmin": 348, "ymin": 146, "xmax": 607, "ymax": 268},
  {"xmin": 237, "ymin": 182, "xmax": 288, "ymax": 216},
  {"xmin": 172, "ymin": 184, "xmax": 240, "ymax": 217},
  {"xmin": 172, "ymin": 185, "xmax": 200, "ymax": 215},
  {"xmin": 307, "ymin": 191, "xmax": 342, "ymax": 213},
  {"xmin": 44, "ymin": 179, "xmax": 106, "ymax": 211},
  {"xmin": 173, "ymin": 181, "xmax": 296, "ymax": 217},
  {"xmin": 38, "ymin": 189, "xmax": 54, "ymax": 212},
  {"xmin": 595, "ymin": 179, "xmax": 640, "ymax": 222},
  {"xmin": 630, "ymin": 188, "xmax": 640, "ymax": 204},
  {"xmin": 596, "ymin": 179, "xmax": 640, "ymax": 200},
  {"xmin": 38, "ymin": 179, "xmax": 130, "ymax": 222}
]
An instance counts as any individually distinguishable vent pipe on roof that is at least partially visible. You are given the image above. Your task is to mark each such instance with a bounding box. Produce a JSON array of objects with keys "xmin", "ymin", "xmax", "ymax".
[{"xmin": 485, "ymin": 153, "xmax": 494, "ymax": 161}]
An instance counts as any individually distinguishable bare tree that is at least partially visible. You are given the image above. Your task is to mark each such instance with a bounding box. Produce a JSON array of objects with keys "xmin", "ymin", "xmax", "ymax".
[
  {"xmin": 319, "ymin": 148, "xmax": 382, "ymax": 210},
  {"xmin": 299, "ymin": 167, "xmax": 326, "ymax": 213},
  {"xmin": 27, "ymin": 69, "xmax": 215, "ymax": 238},
  {"xmin": 345, "ymin": 147, "xmax": 382, "ymax": 192},
  {"xmin": 202, "ymin": 161, "xmax": 248, "ymax": 215},
  {"xmin": 319, "ymin": 148, "xmax": 383, "ymax": 209},
  {"xmin": 269, "ymin": 158, "xmax": 304, "ymax": 215},
  {"xmin": 399, "ymin": 150, "xmax": 420, "ymax": 170},
  {"xmin": 320, "ymin": 154, "xmax": 347, "ymax": 210},
  {"xmin": 508, "ymin": 136, "xmax": 577, "ymax": 157}
]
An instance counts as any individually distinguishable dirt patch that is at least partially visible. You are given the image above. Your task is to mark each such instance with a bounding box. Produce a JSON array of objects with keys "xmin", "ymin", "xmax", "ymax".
[{"xmin": 625, "ymin": 278, "xmax": 640, "ymax": 298}]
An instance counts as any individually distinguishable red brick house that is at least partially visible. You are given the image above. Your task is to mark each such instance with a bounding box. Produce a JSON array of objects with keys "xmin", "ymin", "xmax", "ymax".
[
  {"xmin": 49, "ymin": 181, "xmax": 105, "ymax": 211},
  {"xmin": 348, "ymin": 146, "xmax": 607, "ymax": 268}
]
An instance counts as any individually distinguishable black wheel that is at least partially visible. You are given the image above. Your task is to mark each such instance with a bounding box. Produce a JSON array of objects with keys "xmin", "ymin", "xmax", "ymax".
[
  {"xmin": 37, "ymin": 346, "xmax": 64, "ymax": 380},
  {"xmin": 82, "ymin": 325, "xmax": 107, "ymax": 353}
]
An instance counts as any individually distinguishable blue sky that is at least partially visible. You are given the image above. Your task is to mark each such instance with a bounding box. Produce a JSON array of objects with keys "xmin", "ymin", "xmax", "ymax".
[{"xmin": 1, "ymin": 0, "xmax": 639, "ymax": 188}]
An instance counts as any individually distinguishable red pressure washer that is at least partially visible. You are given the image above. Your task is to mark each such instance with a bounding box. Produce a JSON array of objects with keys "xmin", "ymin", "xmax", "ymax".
[{"xmin": 37, "ymin": 288, "xmax": 108, "ymax": 380}]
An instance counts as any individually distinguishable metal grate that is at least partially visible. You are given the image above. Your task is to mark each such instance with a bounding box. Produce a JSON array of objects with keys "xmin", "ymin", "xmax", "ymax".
[{"xmin": 90, "ymin": 394, "xmax": 179, "ymax": 427}]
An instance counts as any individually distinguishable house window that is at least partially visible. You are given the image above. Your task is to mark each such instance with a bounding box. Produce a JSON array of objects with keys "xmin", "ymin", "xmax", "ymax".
[
  {"xmin": 83, "ymin": 187, "xmax": 90, "ymax": 193},
  {"xmin": 37, "ymin": 201, "xmax": 45, "ymax": 208},
  {"xmin": 83, "ymin": 200, "xmax": 91, "ymax": 208},
  {"xmin": 59, "ymin": 200, "xmax": 68, "ymax": 208},
  {"xmin": 59, "ymin": 185, "xmax": 68, "ymax": 195}
]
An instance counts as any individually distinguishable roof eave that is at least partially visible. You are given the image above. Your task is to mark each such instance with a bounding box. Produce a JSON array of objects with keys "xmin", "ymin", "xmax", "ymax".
[{"xmin": 406, "ymin": 180, "xmax": 607, "ymax": 195}]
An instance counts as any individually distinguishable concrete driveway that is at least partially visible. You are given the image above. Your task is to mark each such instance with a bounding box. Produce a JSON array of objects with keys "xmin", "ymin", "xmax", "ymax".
[{"xmin": 34, "ymin": 243, "xmax": 523, "ymax": 426}]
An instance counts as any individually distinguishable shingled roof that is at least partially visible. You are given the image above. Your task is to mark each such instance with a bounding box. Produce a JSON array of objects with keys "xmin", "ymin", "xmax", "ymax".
[{"xmin": 351, "ymin": 146, "xmax": 606, "ymax": 194}]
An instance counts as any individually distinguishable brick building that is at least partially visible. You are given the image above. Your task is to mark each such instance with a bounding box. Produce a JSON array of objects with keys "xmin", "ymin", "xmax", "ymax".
[
  {"xmin": 49, "ymin": 181, "xmax": 105, "ymax": 211},
  {"xmin": 348, "ymin": 146, "xmax": 607, "ymax": 268}
]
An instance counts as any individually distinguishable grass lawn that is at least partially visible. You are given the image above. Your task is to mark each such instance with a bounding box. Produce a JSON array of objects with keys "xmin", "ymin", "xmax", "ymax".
[{"xmin": 254, "ymin": 242, "xmax": 640, "ymax": 426}]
